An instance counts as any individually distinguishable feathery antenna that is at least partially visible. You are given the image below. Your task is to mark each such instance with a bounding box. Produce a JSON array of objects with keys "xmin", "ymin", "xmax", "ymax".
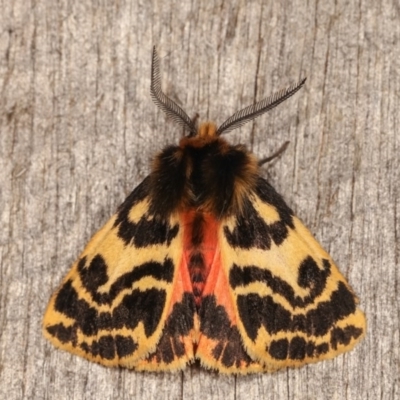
[
  {"xmin": 150, "ymin": 47, "xmax": 197, "ymax": 135},
  {"xmin": 216, "ymin": 78, "xmax": 306, "ymax": 136}
]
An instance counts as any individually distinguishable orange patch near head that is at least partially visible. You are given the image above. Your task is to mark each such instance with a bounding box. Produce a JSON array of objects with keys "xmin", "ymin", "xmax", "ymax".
[{"xmin": 198, "ymin": 122, "xmax": 217, "ymax": 138}]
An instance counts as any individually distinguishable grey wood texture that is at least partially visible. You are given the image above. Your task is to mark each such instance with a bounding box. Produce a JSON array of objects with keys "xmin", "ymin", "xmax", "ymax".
[{"xmin": 0, "ymin": 0, "xmax": 399, "ymax": 399}]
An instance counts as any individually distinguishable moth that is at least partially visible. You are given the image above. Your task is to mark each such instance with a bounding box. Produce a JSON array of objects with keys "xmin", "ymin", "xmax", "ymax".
[{"xmin": 43, "ymin": 48, "xmax": 366, "ymax": 373}]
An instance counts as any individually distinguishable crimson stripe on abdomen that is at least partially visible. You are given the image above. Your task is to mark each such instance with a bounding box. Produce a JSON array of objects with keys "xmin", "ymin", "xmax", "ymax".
[{"xmin": 182, "ymin": 211, "xmax": 218, "ymax": 307}]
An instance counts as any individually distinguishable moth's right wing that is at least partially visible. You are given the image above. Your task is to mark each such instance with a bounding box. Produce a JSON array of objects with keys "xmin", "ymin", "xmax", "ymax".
[{"xmin": 43, "ymin": 177, "xmax": 196, "ymax": 371}]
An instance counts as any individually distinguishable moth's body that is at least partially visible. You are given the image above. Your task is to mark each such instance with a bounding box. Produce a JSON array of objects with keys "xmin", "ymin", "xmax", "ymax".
[
  {"xmin": 42, "ymin": 49, "xmax": 365, "ymax": 373},
  {"xmin": 153, "ymin": 123, "xmax": 256, "ymax": 311}
]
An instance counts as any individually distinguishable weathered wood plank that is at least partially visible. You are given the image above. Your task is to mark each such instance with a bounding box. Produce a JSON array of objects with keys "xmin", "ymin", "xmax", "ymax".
[{"xmin": 1, "ymin": 0, "xmax": 399, "ymax": 399}]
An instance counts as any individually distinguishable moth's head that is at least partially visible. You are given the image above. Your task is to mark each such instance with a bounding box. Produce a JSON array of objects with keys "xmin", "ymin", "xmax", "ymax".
[
  {"xmin": 197, "ymin": 122, "xmax": 217, "ymax": 139},
  {"xmin": 150, "ymin": 47, "xmax": 306, "ymax": 154},
  {"xmin": 178, "ymin": 122, "xmax": 220, "ymax": 149}
]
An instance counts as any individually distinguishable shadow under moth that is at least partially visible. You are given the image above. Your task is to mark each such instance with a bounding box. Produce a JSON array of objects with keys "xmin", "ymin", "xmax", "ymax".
[{"xmin": 43, "ymin": 47, "xmax": 366, "ymax": 373}]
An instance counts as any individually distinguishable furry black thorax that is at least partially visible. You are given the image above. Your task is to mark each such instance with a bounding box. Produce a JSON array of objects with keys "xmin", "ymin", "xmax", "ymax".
[{"xmin": 149, "ymin": 124, "xmax": 258, "ymax": 219}]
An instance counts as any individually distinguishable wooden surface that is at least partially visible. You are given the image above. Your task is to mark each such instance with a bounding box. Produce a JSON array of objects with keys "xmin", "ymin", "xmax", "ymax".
[{"xmin": 1, "ymin": 0, "xmax": 399, "ymax": 399}]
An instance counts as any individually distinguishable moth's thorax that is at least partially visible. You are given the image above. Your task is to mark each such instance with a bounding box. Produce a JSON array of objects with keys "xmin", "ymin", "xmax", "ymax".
[{"xmin": 150, "ymin": 124, "xmax": 259, "ymax": 218}]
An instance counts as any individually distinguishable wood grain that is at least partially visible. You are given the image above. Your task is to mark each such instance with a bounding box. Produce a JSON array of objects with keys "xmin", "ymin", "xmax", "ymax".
[{"xmin": 1, "ymin": 0, "xmax": 399, "ymax": 399}]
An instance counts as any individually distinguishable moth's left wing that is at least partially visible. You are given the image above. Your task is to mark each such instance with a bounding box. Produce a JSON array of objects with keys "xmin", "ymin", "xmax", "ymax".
[
  {"xmin": 197, "ymin": 177, "xmax": 366, "ymax": 373},
  {"xmin": 43, "ymin": 178, "xmax": 196, "ymax": 371}
]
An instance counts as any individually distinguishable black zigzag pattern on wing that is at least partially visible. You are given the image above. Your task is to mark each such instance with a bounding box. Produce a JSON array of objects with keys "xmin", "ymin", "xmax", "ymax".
[
  {"xmin": 223, "ymin": 177, "xmax": 294, "ymax": 249},
  {"xmin": 114, "ymin": 177, "xmax": 179, "ymax": 247}
]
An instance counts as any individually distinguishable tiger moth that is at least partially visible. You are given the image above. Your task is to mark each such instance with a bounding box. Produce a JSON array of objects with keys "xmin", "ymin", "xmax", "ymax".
[{"xmin": 42, "ymin": 47, "xmax": 366, "ymax": 373}]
